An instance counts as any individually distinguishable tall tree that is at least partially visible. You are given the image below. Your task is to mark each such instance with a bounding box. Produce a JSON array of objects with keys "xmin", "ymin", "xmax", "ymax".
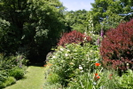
[
  {"xmin": 90, "ymin": 0, "xmax": 133, "ymax": 33},
  {"xmin": 65, "ymin": 10, "xmax": 89, "ymax": 33},
  {"xmin": 0, "ymin": 0, "xmax": 65, "ymax": 61}
]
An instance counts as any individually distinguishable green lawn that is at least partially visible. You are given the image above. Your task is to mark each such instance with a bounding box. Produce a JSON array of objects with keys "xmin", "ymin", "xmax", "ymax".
[{"xmin": 5, "ymin": 66, "xmax": 45, "ymax": 89}]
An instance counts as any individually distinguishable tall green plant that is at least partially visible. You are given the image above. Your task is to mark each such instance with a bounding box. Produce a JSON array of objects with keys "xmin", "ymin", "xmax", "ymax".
[{"xmin": 45, "ymin": 43, "xmax": 101, "ymax": 87}]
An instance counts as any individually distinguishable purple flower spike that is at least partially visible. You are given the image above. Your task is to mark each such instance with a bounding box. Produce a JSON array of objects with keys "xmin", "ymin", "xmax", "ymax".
[
  {"xmin": 96, "ymin": 38, "xmax": 100, "ymax": 45},
  {"xmin": 101, "ymin": 29, "xmax": 104, "ymax": 37}
]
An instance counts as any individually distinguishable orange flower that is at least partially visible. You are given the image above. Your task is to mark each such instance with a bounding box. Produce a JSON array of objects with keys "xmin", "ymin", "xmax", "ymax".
[
  {"xmin": 47, "ymin": 62, "xmax": 53, "ymax": 66},
  {"xmin": 95, "ymin": 73, "xmax": 98, "ymax": 76},
  {"xmin": 109, "ymin": 74, "xmax": 113, "ymax": 76},
  {"xmin": 109, "ymin": 74, "xmax": 113, "ymax": 79},
  {"xmin": 94, "ymin": 73, "xmax": 100, "ymax": 81},
  {"xmin": 95, "ymin": 63, "xmax": 100, "ymax": 66},
  {"xmin": 96, "ymin": 76, "xmax": 100, "ymax": 79},
  {"xmin": 44, "ymin": 65, "xmax": 47, "ymax": 67}
]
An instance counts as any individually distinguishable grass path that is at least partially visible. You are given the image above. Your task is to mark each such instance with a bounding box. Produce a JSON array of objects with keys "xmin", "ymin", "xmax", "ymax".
[{"xmin": 5, "ymin": 66, "xmax": 45, "ymax": 89}]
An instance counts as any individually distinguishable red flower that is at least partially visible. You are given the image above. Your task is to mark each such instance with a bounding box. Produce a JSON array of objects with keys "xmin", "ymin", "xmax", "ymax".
[
  {"xmin": 96, "ymin": 76, "xmax": 100, "ymax": 79},
  {"xmin": 94, "ymin": 73, "xmax": 100, "ymax": 81},
  {"xmin": 95, "ymin": 63, "xmax": 100, "ymax": 66},
  {"xmin": 109, "ymin": 74, "xmax": 113, "ymax": 79},
  {"xmin": 95, "ymin": 73, "xmax": 98, "ymax": 76}
]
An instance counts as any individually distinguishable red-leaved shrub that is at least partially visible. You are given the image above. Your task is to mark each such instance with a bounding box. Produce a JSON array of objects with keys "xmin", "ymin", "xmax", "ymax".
[
  {"xmin": 100, "ymin": 19, "xmax": 133, "ymax": 70},
  {"xmin": 58, "ymin": 30, "xmax": 91, "ymax": 46}
]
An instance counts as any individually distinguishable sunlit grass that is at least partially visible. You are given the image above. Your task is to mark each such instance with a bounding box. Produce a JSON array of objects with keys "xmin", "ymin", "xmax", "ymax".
[{"xmin": 5, "ymin": 66, "xmax": 45, "ymax": 89}]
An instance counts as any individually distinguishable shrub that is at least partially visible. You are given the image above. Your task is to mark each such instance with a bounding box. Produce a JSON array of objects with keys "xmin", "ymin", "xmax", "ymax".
[
  {"xmin": 9, "ymin": 67, "xmax": 25, "ymax": 80},
  {"xmin": 100, "ymin": 19, "xmax": 133, "ymax": 70},
  {"xmin": 57, "ymin": 30, "xmax": 91, "ymax": 47},
  {"xmin": 0, "ymin": 54, "xmax": 28, "ymax": 70},
  {"xmin": 0, "ymin": 71, "xmax": 7, "ymax": 83},
  {"xmin": 2, "ymin": 77, "xmax": 16, "ymax": 88},
  {"xmin": 45, "ymin": 43, "xmax": 101, "ymax": 87},
  {"xmin": 0, "ymin": 54, "xmax": 27, "ymax": 88},
  {"xmin": 118, "ymin": 69, "xmax": 133, "ymax": 88},
  {"xmin": 67, "ymin": 70, "xmax": 120, "ymax": 89},
  {"xmin": 0, "ymin": 71, "xmax": 16, "ymax": 88}
]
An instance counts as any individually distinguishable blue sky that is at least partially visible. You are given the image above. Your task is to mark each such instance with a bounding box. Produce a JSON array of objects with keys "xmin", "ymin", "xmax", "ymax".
[{"xmin": 59, "ymin": 0, "xmax": 95, "ymax": 11}]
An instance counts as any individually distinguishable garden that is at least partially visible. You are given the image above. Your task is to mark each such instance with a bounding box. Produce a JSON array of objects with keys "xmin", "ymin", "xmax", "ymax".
[
  {"xmin": 44, "ymin": 20, "xmax": 133, "ymax": 89},
  {"xmin": 0, "ymin": 0, "xmax": 133, "ymax": 89}
]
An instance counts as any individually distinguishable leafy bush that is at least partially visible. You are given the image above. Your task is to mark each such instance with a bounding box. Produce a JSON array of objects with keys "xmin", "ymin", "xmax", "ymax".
[
  {"xmin": 118, "ymin": 69, "xmax": 133, "ymax": 88},
  {"xmin": 45, "ymin": 43, "xmax": 101, "ymax": 87},
  {"xmin": 57, "ymin": 30, "xmax": 91, "ymax": 47},
  {"xmin": 67, "ymin": 70, "xmax": 120, "ymax": 89},
  {"xmin": 0, "ymin": 54, "xmax": 28, "ymax": 70},
  {"xmin": 0, "ymin": 54, "xmax": 27, "ymax": 88},
  {"xmin": 0, "ymin": 77, "xmax": 16, "ymax": 88},
  {"xmin": 0, "ymin": 71, "xmax": 16, "ymax": 89},
  {"xmin": 9, "ymin": 67, "xmax": 25, "ymax": 80},
  {"xmin": 100, "ymin": 19, "xmax": 133, "ymax": 70},
  {"xmin": 0, "ymin": 71, "xmax": 8, "ymax": 83}
]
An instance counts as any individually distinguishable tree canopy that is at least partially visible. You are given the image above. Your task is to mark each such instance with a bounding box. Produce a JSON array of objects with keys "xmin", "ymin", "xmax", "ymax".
[
  {"xmin": 0, "ymin": 0, "xmax": 66, "ymax": 61},
  {"xmin": 90, "ymin": 0, "xmax": 133, "ymax": 33}
]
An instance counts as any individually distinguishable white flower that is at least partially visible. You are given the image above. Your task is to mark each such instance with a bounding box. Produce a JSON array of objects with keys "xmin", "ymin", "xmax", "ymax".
[
  {"xmin": 65, "ymin": 53, "xmax": 68, "ymax": 57},
  {"xmin": 93, "ymin": 82, "xmax": 97, "ymax": 85},
  {"xmin": 79, "ymin": 65, "xmax": 83, "ymax": 70},
  {"xmin": 52, "ymin": 56, "xmax": 56, "ymax": 58},
  {"xmin": 67, "ymin": 49, "xmax": 70, "ymax": 52},
  {"xmin": 90, "ymin": 50, "xmax": 93, "ymax": 52},
  {"xmin": 95, "ymin": 58, "xmax": 98, "ymax": 61},
  {"xmin": 60, "ymin": 48, "xmax": 64, "ymax": 51},
  {"xmin": 84, "ymin": 37, "xmax": 87, "ymax": 41}
]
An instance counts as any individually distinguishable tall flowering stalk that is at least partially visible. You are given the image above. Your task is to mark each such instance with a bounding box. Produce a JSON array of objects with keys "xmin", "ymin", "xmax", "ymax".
[
  {"xmin": 94, "ymin": 63, "xmax": 101, "ymax": 82},
  {"xmin": 100, "ymin": 29, "xmax": 104, "ymax": 38}
]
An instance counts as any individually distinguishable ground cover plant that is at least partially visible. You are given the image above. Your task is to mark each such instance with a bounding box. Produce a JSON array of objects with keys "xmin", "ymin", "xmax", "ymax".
[{"xmin": 0, "ymin": 54, "xmax": 28, "ymax": 88}]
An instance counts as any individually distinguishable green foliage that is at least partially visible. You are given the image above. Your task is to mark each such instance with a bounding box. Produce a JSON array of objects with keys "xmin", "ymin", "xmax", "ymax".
[
  {"xmin": 44, "ymin": 40, "xmax": 133, "ymax": 89},
  {"xmin": 45, "ymin": 73, "xmax": 61, "ymax": 84},
  {"xmin": 0, "ymin": 18, "xmax": 17, "ymax": 53},
  {"xmin": 67, "ymin": 70, "xmax": 120, "ymax": 89},
  {"xmin": 101, "ymin": 14, "xmax": 124, "ymax": 30},
  {"xmin": 119, "ymin": 69, "xmax": 133, "ymax": 88},
  {"xmin": 0, "ymin": 54, "xmax": 27, "ymax": 88},
  {"xmin": 0, "ymin": 0, "xmax": 66, "ymax": 61},
  {"xmin": 90, "ymin": 0, "xmax": 133, "ymax": 33},
  {"xmin": 1, "ymin": 77, "xmax": 16, "ymax": 88},
  {"xmin": 0, "ymin": 70, "xmax": 8, "ymax": 83},
  {"xmin": 0, "ymin": 54, "xmax": 28, "ymax": 70},
  {"xmin": 45, "ymin": 43, "xmax": 101, "ymax": 87},
  {"xmin": 0, "ymin": 71, "xmax": 16, "ymax": 88},
  {"xmin": 67, "ymin": 73, "xmax": 94, "ymax": 89},
  {"xmin": 64, "ymin": 10, "xmax": 90, "ymax": 33},
  {"xmin": 9, "ymin": 67, "xmax": 25, "ymax": 80}
]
